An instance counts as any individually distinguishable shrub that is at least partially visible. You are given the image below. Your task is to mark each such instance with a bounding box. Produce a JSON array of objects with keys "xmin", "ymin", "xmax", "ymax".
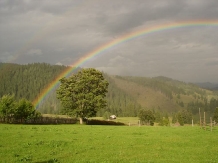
[{"xmin": 138, "ymin": 109, "xmax": 155, "ymax": 126}]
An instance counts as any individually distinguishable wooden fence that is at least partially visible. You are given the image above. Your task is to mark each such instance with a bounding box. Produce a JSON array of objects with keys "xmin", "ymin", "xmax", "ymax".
[{"xmin": 0, "ymin": 117, "xmax": 78, "ymax": 124}]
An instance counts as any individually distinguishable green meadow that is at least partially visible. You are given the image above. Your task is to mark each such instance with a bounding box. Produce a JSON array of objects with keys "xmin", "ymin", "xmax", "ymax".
[{"xmin": 0, "ymin": 124, "xmax": 217, "ymax": 163}]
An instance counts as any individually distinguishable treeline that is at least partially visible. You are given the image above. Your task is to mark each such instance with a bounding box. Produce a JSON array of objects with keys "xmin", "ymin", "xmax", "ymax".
[
  {"xmin": 139, "ymin": 106, "xmax": 218, "ymax": 126},
  {"xmin": 186, "ymin": 98, "xmax": 218, "ymax": 122},
  {"xmin": 138, "ymin": 108, "xmax": 191, "ymax": 126},
  {"xmin": 0, "ymin": 63, "xmax": 69, "ymax": 101}
]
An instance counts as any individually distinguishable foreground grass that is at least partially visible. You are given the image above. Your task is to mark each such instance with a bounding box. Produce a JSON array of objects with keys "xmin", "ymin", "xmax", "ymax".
[{"xmin": 0, "ymin": 124, "xmax": 217, "ymax": 163}]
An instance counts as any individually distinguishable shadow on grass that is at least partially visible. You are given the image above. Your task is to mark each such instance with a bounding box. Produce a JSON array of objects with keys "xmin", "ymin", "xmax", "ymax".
[
  {"xmin": 86, "ymin": 119, "xmax": 125, "ymax": 125},
  {"xmin": 34, "ymin": 158, "xmax": 59, "ymax": 163}
]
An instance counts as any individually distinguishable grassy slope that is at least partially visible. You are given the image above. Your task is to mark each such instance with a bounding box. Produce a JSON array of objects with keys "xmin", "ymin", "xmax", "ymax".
[
  {"xmin": 110, "ymin": 75, "xmax": 218, "ymax": 113},
  {"xmin": 111, "ymin": 76, "xmax": 181, "ymax": 112},
  {"xmin": 0, "ymin": 124, "xmax": 217, "ymax": 163}
]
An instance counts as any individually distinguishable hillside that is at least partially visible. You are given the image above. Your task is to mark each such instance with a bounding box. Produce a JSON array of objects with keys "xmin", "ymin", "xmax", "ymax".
[
  {"xmin": 0, "ymin": 63, "xmax": 218, "ymax": 117},
  {"xmin": 110, "ymin": 76, "xmax": 181, "ymax": 112},
  {"xmin": 0, "ymin": 62, "xmax": 68, "ymax": 101},
  {"xmin": 107, "ymin": 75, "xmax": 218, "ymax": 121}
]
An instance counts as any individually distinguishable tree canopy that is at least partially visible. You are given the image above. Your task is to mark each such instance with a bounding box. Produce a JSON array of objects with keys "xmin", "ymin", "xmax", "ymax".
[
  {"xmin": 56, "ymin": 68, "xmax": 109, "ymax": 124},
  {"xmin": 0, "ymin": 94, "xmax": 15, "ymax": 122}
]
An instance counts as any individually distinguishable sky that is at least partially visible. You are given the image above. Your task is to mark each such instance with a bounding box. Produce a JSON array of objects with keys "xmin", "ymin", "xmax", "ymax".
[{"xmin": 0, "ymin": 0, "xmax": 218, "ymax": 83}]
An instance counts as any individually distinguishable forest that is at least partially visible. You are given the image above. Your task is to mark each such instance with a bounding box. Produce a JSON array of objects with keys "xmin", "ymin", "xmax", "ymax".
[{"xmin": 0, "ymin": 62, "xmax": 218, "ymax": 124}]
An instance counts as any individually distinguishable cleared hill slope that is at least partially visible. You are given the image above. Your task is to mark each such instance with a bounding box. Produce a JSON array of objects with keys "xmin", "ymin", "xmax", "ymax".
[
  {"xmin": 110, "ymin": 76, "xmax": 180, "ymax": 112},
  {"xmin": 110, "ymin": 75, "xmax": 218, "ymax": 114}
]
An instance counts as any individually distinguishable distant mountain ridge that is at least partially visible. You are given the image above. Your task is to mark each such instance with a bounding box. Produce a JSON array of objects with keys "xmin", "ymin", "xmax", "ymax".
[{"xmin": 195, "ymin": 82, "xmax": 218, "ymax": 90}]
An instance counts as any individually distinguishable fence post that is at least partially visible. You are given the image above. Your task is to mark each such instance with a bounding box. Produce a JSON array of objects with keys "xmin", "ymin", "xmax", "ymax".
[
  {"xmin": 199, "ymin": 108, "xmax": 201, "ymax": 128},
  {"xmin": 210, "ymin": 117, "xmax": 212, "ymax": 132},
  {"xmin": 204, "ymin": 112, "xmax": 206, "ymax": 130}
]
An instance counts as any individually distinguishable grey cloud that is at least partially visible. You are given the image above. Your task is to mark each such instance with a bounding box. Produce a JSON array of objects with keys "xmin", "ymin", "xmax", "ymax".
[
  {"xmin": 26, "ymin": 49, "xmax": 42, "ymax": 56},
  {"xmin": 93, "ymin": 0, "xmax": 218, "ymax": 35},
  {"xmin": 205, "ymin": 60, "xmax": 218, "ymax": 66},
  {"xmin": 0, "ymin": 52, "xmax": 16, "ymax": 62},
  {"xmin": 182, "ymin": 0, "xmax": 218, "ymax": 19},
  {"xmin": 0, "ymin": 0, "xmax": 80, "ymax": 16},
  {"xmin": 96, "ymin": 1, "xmax": 186, "ymax": 35},
  {"xmin": 1, "ymin": 0, "xmax": 218, "ymax": 82}
]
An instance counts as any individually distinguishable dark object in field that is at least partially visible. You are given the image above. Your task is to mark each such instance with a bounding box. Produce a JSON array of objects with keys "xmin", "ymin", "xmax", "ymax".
[{"xmin": 86, "ymin": 119, "xmax": 125, "ymax": 126}]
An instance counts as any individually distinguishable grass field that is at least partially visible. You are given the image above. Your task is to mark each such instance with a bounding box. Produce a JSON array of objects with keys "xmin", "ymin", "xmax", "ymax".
[{"xmin": 0, "ymin": 124, "xmax": 217, "ymax": 163}]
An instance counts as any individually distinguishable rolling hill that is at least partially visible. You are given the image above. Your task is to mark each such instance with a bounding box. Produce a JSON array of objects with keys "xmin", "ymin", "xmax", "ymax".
[{"xmin": 0, "ymin": 62, "xmax": 217, "ymax": 117}]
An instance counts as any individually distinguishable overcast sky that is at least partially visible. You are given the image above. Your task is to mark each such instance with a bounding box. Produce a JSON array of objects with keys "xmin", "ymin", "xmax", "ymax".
[{"xmin": 0, "ymin": 0, "xmax": 218, "ymax": 83}]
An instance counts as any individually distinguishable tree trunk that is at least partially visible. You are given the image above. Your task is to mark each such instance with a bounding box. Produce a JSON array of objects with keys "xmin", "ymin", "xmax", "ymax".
[{"xmin": 79, "ymin": 117, "xmax": 83, "ymax": 124}]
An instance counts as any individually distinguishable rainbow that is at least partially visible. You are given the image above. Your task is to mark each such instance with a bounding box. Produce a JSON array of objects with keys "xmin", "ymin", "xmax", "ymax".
[{"xmin": 33, "ymin": 20, "xmax": 218, "ymax": 108}]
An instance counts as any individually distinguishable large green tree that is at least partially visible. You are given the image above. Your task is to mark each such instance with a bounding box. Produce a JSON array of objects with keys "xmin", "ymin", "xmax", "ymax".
[{"xmin": 57, "ymin": 68, "xmax": 109, "ymax": 124}]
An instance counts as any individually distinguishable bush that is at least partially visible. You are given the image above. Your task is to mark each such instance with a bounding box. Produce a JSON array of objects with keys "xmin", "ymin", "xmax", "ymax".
[
  {"xmin": 159, "ymin": 117, "xmax": 170, "ymax": 126},
  {"xmin": 213, "ymin": 107, "xmax": 218, "ymax": 123},
  {"xmin": 138, "ymin": 109, "xmax": 155, "ymax": 126},
  {"xmin": 177, "ymin": 110, "xmax": 192, "ymax": 125}
]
